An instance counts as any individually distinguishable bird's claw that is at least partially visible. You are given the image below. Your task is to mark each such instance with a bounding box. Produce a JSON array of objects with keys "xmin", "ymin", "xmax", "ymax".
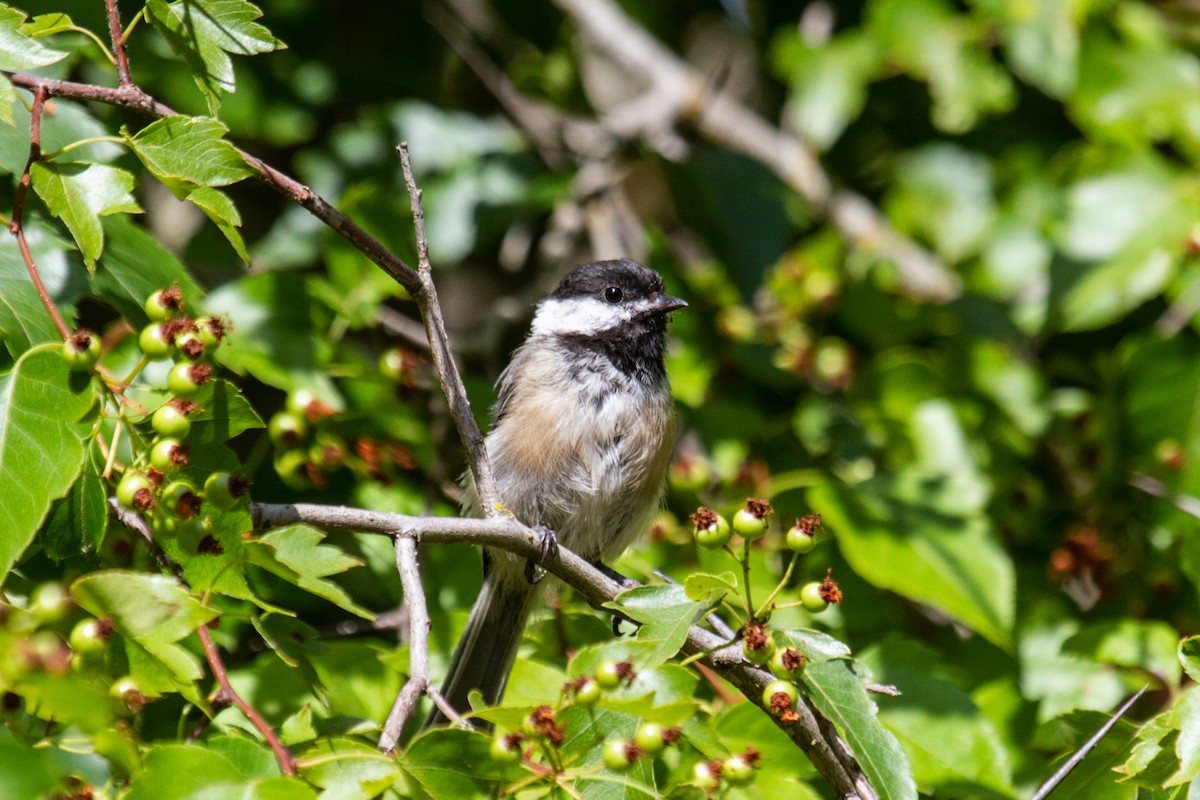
[{"xmin": 523, "ymin": 524, "xmax": 559, "ymax": 585}]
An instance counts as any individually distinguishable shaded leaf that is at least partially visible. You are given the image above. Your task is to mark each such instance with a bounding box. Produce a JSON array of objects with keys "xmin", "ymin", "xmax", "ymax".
[
  {"xmin": 92, "ymin": 215, "xmax": 204, "ymax": 325},
  {"xmin": 42, "ymin": 462, "xmax": 107, "ymax": 561}
]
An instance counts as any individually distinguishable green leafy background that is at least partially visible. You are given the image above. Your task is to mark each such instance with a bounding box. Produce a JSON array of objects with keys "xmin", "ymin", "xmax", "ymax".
[{"xmin": 1, "ymin": 0, "xmax": 1199, "ymax": 797}]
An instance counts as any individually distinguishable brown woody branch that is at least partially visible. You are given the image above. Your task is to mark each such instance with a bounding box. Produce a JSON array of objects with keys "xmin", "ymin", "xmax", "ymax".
[{"xmin": 251, "ymin": 501, "xmax": 873, "ymax": 799}]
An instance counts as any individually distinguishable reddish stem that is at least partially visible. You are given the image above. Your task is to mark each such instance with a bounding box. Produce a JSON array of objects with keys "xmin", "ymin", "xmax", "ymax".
[
  {"xmin": 105, "ymin": 0, "xmax": 133, "ymax": 86},
  {"xmin": 195, "ymin": 625, "xmax": 296, "ymax": 776},
  {"xmin": 10, "ymin": 84, "xmax": 69, "ymax": 339}
]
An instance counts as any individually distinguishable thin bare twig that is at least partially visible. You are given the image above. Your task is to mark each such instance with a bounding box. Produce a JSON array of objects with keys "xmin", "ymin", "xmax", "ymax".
[
  {"xmin": 397, "ymin": 143, "xmax": 502, "ymax": 516},
  {"xmin": 104, "ymin": 0, "xmax": 132, "ymax": 87},
  {"xmin": 252, "ymin": 500, "xmax": 868, "ymax": 798},
  {"xmin": 1131, "ymin": 473, "xmax": 1200, "ymax": 520},
  {"xmin": 108, "ymin": 499, "xmax": 297, "ymax": 776},
  {"xmin": 379, "ymin": 536, "xmax": 431, "ymax": 752},
  {"xmin": 9, "ymin": 84, "xmax": 69, "ymax": 339},
  {"xmin": 1029, "ymin": 686, "xmax": 1146, "ymax": 800}
]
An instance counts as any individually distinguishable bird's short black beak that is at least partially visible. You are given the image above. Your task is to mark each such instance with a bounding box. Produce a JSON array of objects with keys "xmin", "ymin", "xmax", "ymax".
[{"xmin": 650, "ymin": 292, "xmax": 688, "ymax": 314}]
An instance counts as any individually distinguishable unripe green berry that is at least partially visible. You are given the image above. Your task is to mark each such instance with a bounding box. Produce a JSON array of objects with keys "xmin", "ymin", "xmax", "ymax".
[
  {"xmin": 69, "ymin": 618, "xmax": 108, "ymax": 656},
  {"xmin": 603, "ymin": 739, "xmax": 634, "ymax": 772},
  {"xmin": 490, "ymin": 733, "xmax": 523, "ymax": 764},
  {"xmin": 29, "ymin": 582, "xmax": 70, "ymax": 623},
  {"xmin": 770, "ymin": 646, "xmax": 807, "ymax": 678},
  {"xmin": 167, "ymin": 362, "xmax": 211, "ymax": 397},
  {"xmin": 800, "ymin": 582, "xmax": 829, "ymax": 613},
  {"xmin": 690, "ymin": 507, "xmax": 730, "ymax": 549},
  {"xmin": 634, "ymin": 722, "xmax": 666, "ymax": 754},
  {"xmin": 732, "ymin": 499, "xmax": 773, "ymax": 540},
  {"xmin": 723, "ymin": 754, "xmax": 755, "ymax": 785},
  {"xmin": 573, "ymin": 678, "xmax": 601, "ymax": 706},
  {"xmin": 595, "ymin": 660, "xmax": 622, "ymax": 690},
  {"xmin": 116, "ymin": 471, "xmax": 155, "ymax": 510},
  {"xmin": 268, "ymin": 410, "xmax": 309, "ymax": 448},
  {"xmin": 204, "ymin": 472, "xmax": 249, "ymax": 510},
  {"xmin": 692, "ymin": 761, "xmax": 720, "ymax": 792},
  {"xmin": 61, "ymin": 331, "xmax": 101, "ymax": 370},
  {"xmin": 150, "ymin": 438, "xmax": 188, "ymax": 473},
  {"xmin": 151, "ymin": 403, "xmax": 192, "ymax": 439},
  {"xmin": 762, "ymin": 680, "xmax": 799, "ymax": 715},
  {"xmin": 144, "ymin": 287, "xmax": 182, "ymax": 321},
  {"xmin": 138, "ymin": 323, "xmax": 173, "ymax": 359},
  {"xmin": 742, "ymin": 634, "xmax": 776, "ymax": 665}
]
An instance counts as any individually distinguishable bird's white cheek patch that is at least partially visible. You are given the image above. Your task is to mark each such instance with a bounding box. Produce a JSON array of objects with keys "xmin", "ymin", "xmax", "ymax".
[{"xmin": 531, "ymin": 297, "xmax": 633, "ymax": 336}]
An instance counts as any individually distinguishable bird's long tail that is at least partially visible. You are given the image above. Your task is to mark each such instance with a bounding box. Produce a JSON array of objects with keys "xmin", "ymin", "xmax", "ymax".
[{"xmin": 423, "ymin": 572, "xmax": 537, "ymax": 730}]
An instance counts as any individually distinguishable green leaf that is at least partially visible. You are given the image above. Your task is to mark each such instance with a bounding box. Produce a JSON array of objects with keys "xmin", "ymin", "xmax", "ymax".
[
  {"xmin": 71, "ymin": 571, "xmax": 218, "ymax": 693},
  {"xmin": 1181, "ymin": 637, "xmax": 1200, "ymax": 684},
  {"xmin": 802, "ymin": 658, "xmax": 917, "ymax": 800},
  {"xmin": 860, "ymin": 640, "xmax": 1014, "ymax": 797},
  {"xmin": 975, "ymin": 0, "xmax": 1080, "ymax": 97},
  {"xmin": 186, "ymin": 185, "xmax": 249, "ymax": 262},
  {"xmin": 605, "ymin": 584, "xmax": 716, "ymax": 669},
  {"xmin": 301, "ymin": 738, "xmax": 403, "ymax": 799},
  {"xmin": 92, "ymin": 215, "xmax": 205, "ymax": 325},
  {"xmin": 127, "ymin": 743, "xmax": 317, "ymax": 800},
  {"xmin": 776, "ymin": 32, "xmax": 881, "ymax": 150},
  {"xmin": 868, "ymin": 0, "xmax": 1014, "ymax": 133},
  {"xmin": 402, "ymin": 730, "xmax": 505, "ymax": 799},
  {"xmin": 42, "ymin": 463, "xmax": 107, "ymax": 561},
  {"xmin": 1064, "ymin": 620, "xmax": 1182, "ymax": 687},
  {"xmin": 0, "ymin": 232, "xmax": 66, "ymax": 357},
  {"xmin": 0, "ymin": 6, "xmax": 67, "ymax": 70},
  {"xmin": 146, "ymin": 0, "xmax": 285, "ymax": 114},
  {"xmin": 682, "ymin": 571, "xmax": 738, "ymax": 601},
  {"xmin": 1170, "ymin": 688, "xmax": 1200, "ymax": 785},
  {"xmin": 125, "ymin": 115, "xmax": 256, "ymax": 193},
  {"xmin": 886, "ymin": 143, "xmax": 996, "ymax": 265},
  {"xmin": 810, "ymin": 477, "xmax": 1015, "ymax": 649},
  {"xmin": 0, "ymin": 345, "xmax": 95, "ymax": 578},
  {"xmin": 245, "ymin": 525, "xmax": 373, "ymax": 619},
  {"xmin": 21, "ymin": 13, "xmax": 79, "ymax": 37},
  {"xmin": 31, "ymin": 162, "xmax": 141, "ymax": 267},
  {"xmin": 1122, "ymin": 710, "xmax": 1180, "ymax": 788}
]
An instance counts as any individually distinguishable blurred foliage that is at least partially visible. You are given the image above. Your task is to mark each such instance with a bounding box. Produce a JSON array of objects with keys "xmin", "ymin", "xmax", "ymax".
[{"xmin": 2, "ymin": 0, "xmax": 1200, "ymax": 797}]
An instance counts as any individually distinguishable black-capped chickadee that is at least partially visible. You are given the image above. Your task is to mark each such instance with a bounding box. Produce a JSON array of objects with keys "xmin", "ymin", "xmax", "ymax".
[{"xmin": 425, "ymin": 259, "xmax": 686, "ymax": 728}]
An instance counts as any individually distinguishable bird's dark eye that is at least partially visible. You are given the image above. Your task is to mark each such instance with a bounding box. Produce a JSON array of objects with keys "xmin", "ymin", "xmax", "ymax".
[{"xmin": 603, "ymin": 286, "xmax": 623, "ymax": 304}]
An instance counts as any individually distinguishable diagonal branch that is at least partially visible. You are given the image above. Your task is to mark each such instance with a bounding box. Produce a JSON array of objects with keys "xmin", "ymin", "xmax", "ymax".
[{"xmin": 251, "ymin": 500, "xmax": 872, "ymax": 798}]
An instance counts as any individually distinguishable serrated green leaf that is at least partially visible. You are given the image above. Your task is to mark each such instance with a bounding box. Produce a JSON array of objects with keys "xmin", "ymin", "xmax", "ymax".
[
  {"xmin": 777, "ymin": 630, "xmax": 853, "ymax": 663},
  {"xmin": 31, "ymin": 162, "xmax": 141, "ymax": 266},
  {"xmin": 146, "ymin": 0, "xmax": 285, "ymax": 114},
  {"xmin": 1121, "ymin": 711, "xmax": 1180, "ymax": 788},
  {"xmin": 401, "ymin": 729, "xmax": 502, "ymax": 800},
  {"xmin": 0, "ymin": 345, "xmax": 95, "ymax": 578},
  {"xmin": 801, "ymin": 658, "xmax": 917, "ymax": 800},
  {"xmin": 21, "ymin": 13, "xmax": 77, "ymax": 37},
  {"xmin": 1181, "ymin": 637, "xmax": 1200, "ymax": 684},
  {"xmin": 71, "ymin": 571, "xmax": 217, "ymax": 691},
  {"xmin": 1169, "ymin": 689, "xmax": 1200, "ymax": 785},
  {"xmin": 125, "ymin": 115, "xmax": 255, "ymax": 192},
  {"xmin": 682, "ymin": 571, "xmax": 738, "ymax": 601},
  {"xmin": 0, "ymin": 6, "xmax": 67, "ymax": 70},
  {"xmin": 91, "ymin": 215, "xmax": 204, "ymax": 325},
  {"xmin": 606, "ymin": 584, "xmax": 717, "ymax": 670},
  {"xmin": 301, "ymin": 737, "xmax": 402, "ymax": 799},
  {"xmin": 245, "ymin": 525, "xmax": 372, "ymax": 620}
]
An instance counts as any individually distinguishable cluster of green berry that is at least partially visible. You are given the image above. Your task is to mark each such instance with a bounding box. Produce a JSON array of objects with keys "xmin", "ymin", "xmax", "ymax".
[
  {"xmin": 0, "ymin": 580, "xmax": 146, "ymax": 722},
  {"xmin": 116, "ymin": 287, "xmax": 249, "ymax": 538},
  {"xmin": 692, "ymin": 501, "xmax": 832, "ymax": 612},
  {"xmin": 488, "ymin": 657, "xmax": 759, "ymax": 793}
]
